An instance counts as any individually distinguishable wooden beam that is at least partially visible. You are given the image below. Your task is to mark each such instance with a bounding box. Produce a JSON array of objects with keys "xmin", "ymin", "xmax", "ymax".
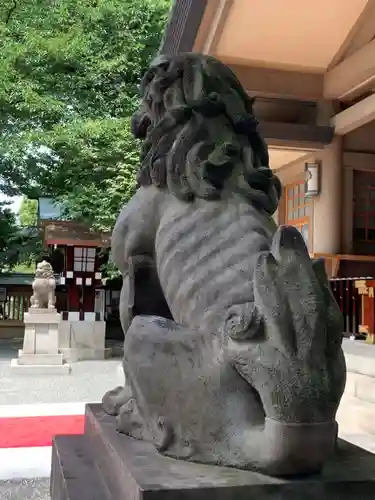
[
  {"xmin": 260, "ymin": 122, "xmax": 334, "ymax": 150},
  {"xmin": 324, "ymin": 39, "xmax": 375, "ymax": 100},
  {"xmin": 45, "ymin": 238, "xmax": 109, "ymax": 247},
  {"xmin": 199, "ymin": 0, "xmax": 233, "ymax": 54},
  {"xmin": 328, "ymin": 0, "xmax": 375, "ymax": 69},
  {"xmin": 311, "ymin": 253, "xmax": 375, "ymax": 263},
  {"xmin": 159, "ymin": 0, "xmax": 207, "ymax": 55},
  {"xmin": 343, "ymin": 151, "xmax": 375, "ymax": 171},
  {"xmin": 193, "ymin": 0, "xmax": 221, "ymax": 52},
  {"xmin": 331, "ymin": 93, "xmax": 375, "ymax": 135},
  {"xmin": 229, "ymin": 64, "xmax": 323, "ymax": 101},
  {"xmin": 274, "ymin": 152, "xmax": 313, "ymax": 174}
]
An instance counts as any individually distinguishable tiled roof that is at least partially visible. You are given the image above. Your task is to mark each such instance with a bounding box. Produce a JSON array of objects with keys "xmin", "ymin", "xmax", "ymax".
[{"xmin": 0, "ymin": 273, "xmax": 60, "ymax": 286}]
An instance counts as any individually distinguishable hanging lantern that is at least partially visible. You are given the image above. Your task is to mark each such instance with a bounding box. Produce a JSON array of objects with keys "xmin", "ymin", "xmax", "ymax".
[{"xmin": 304, "ymin": 161, "xmax": 321, "ymax": 197}]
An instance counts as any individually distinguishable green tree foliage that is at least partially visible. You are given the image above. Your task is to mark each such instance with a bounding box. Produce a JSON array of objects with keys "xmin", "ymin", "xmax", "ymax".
[
  {"xmin": 0, "ymin": 200, "xmax": 42, "ymax": 270},
  {"xmin": 0, "ymin": 202, "xmax": 18, "ymax": 268},
  {"xmin": 0, "ymin": 0, "xmax": 170, "ymax": 229},
  {"xmin": 18, "ymin": 196, "xmax": 38, "ymax": 226}
]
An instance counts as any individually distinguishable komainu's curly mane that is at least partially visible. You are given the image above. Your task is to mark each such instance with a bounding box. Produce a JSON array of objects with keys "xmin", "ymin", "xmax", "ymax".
[
  {"xmin": 131, "ymin": 53, "xmax": 281, "ymax": 214},
  {"xmin": 35, "ymin": 261, "xmax": 54, "ymax": 280}
]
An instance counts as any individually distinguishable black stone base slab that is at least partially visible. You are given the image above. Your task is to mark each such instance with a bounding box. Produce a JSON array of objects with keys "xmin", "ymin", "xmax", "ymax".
[
  {"xmin": 51, "ymin": 404, "xmax": 375, "ymax": 499},
  {"xmin": 51, "ymin": 434, "xmax": 106, "ymax": 500}
]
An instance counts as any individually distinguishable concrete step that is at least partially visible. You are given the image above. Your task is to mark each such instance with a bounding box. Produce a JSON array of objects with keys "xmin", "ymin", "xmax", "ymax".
[
  {"xmin": 345, "ymin": 371, "xmax": 375, "ymax": 403},
  {"xmin": 338, "ymin": 370, "xmax": 375, "ymax": 437},
  {"xmin": 339, "ymin": 432, "xmax": 375, "ymax": 455},
  {"xmin": 51, "ymin": 435, "xmax": 109, "ymax": 500},
  {"xmin": 338, "ymin": 395, "xmax": 375, "ymax": 436}
]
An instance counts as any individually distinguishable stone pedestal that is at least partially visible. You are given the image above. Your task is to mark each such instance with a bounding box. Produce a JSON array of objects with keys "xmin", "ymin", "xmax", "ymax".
[
  {"xmin": 11, "ymin": 308, "xmax": 71, "ymax": 375},
  {"xmin": 59, "ymin": 317, "xmax": 108, "ymax": 362},
  {"xmin": 51, "ymin": 404, "xmax": 375, "ymax": 500}
]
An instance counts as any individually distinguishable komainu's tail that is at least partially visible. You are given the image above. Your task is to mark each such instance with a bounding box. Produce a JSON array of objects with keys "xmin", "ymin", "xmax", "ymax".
[
  {"xmin": 222, "ymin": 225, "xmax": 345, "ymax": 466},
  {"xmin": 223, "ymin": 225, "xmax": 346, "ymax": 474}
]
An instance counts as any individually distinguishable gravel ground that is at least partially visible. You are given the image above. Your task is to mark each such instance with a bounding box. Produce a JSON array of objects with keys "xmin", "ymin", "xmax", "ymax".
[
  {"xmin": 0, "ymin": 339, "xmax": 123, "ymax": 499},
  {"xmin": 0, "ymin": 340, "xmax": 123, "ymax": 406},
  {"xmin": 0, "ymin": 479, "xmax": 50, "ymax": 500}
]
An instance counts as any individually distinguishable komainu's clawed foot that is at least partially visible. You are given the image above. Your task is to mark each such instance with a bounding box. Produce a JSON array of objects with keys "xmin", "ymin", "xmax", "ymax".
[
  {"xmin": 102, "ymin": 385, "xmax": 132, "ymax": 416},
  {"xmin": 116, "ymin": 397, "xmax": 147, "ymax": 440},
  {"xmin": 103, "ymin": 384, "xmax": 150, "ymax": 441}
]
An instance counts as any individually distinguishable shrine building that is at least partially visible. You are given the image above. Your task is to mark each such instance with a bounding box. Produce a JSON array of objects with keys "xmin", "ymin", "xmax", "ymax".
[
  {"xmin": 38, "ymin": 198, "xmax": 123, "ymax": 356},
  {"xmin": 0, "ymin": 198, "xmax": 122, "ymax": 354},
  {"xmin": 160, "ymin": 0, "xmax": 375, "ymax": 279},
  {"xmin": 38, "ymin": 197, "xmax": 110, "ymax": 320}
]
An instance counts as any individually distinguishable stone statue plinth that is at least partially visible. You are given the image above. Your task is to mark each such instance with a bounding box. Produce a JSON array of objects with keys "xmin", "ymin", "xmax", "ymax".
[
  {"xmin": 11, "ymin": 261, "xmax": 71, "ymax": 375},
  {"xmin": 11, "ymin": 308, "xmax": 70, "ymax": 374},
  {"xmin": 51, "ymin": 404, "xmax": 375, "ymax": 500}
]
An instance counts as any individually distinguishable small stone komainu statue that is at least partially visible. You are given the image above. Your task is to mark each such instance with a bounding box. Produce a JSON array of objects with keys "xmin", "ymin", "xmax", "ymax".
[
  {"xmin": 102, "ymin": 53, "xmax": 346, "ymax": 477},
  {"xmin": 30, "ymin": 260, "xmax": 56, "ymax": 310}
]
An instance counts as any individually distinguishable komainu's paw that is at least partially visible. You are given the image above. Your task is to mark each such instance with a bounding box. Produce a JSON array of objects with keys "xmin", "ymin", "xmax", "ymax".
[
  {"xmin": 116, "ymin": 398, "xmax": 147, "ymax": 440},
  {"xmin": 153, "ymin": 416, "xmax": 174, "ymax": 452},
  {"xmin": 102, "ymin": 385, "xmax": 132, "ymax": 416}
]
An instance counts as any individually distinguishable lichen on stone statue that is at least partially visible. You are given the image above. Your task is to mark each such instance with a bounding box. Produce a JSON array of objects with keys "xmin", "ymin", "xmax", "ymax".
[
  {"xmin": 102, "ymin": 53, "xmax": 346, "ymax": 477},
  {"xmin": 30, "ymin": 260, "xmax": 56, "ymax": 310}
]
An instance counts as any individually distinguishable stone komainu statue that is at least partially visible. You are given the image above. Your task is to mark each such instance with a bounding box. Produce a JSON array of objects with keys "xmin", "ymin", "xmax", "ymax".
[
  {"xmin": 30, "ymin": 260, "xmax": 56, "ymax": 310},
  {"xmin": 102, "ymin": 53, "xmax": 346, "ymax": 476}
]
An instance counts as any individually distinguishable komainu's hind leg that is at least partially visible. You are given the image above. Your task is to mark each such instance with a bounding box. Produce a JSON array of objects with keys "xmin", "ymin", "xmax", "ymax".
[
  {"xmin": 48, "ymin": 290, "xmax": 55, "ymax": 309},
  {"xmin": 116, "ymin": 314, "xmax": 206, "ymax": 450},
  {"xmin": 119, "ymin": 314, "xmax": 264, "ymax": 464}
]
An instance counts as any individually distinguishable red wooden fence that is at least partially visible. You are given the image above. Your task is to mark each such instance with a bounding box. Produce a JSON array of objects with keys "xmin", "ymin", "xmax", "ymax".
[{"xmin": 329, "ymin": 278, "xmax": 363, "ymax": 336}]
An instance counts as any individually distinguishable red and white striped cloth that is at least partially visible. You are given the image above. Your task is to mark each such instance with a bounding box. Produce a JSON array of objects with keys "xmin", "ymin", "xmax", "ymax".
[{"xmin": 0, "ymin": 402, "xmax": 86, "ymax": 480}]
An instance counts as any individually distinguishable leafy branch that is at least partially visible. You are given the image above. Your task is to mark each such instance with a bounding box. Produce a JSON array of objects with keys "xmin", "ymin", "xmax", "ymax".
[{"xmin": 5, "ymin": 0, "xmax": 17, "ymax": 24}]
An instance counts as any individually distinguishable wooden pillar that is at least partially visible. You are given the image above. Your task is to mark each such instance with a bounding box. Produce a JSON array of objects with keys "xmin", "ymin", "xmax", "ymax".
[{"xmin": 312, "ymin": 136, "xmax": 342, "ymax": 254}]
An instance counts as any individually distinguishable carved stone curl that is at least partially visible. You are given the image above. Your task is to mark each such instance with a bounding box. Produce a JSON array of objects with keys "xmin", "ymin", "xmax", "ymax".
[
  {"xmin": 30, "ymin": 260, "xmax": 56, "ymax": 310},
  {"xmin": 102, "ymin": 53, "xmax": 346, "ymax": 477}
]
